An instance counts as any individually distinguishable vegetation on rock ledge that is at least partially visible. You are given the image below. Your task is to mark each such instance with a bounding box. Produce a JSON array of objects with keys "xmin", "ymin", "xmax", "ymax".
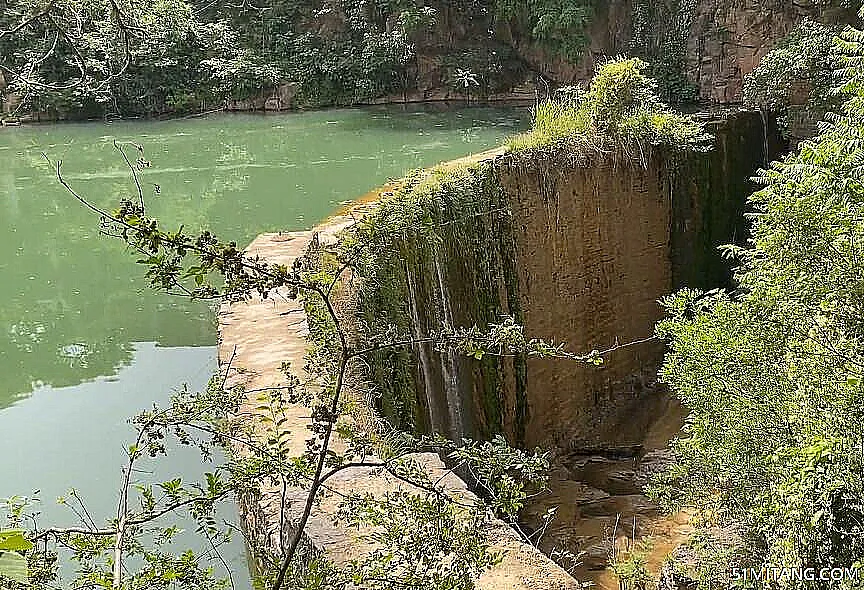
[
  {"xmin": 507, "ymin": 57, "xmax": 710, "ymax": 155},
  {"xmin": 745, "ymin": 18, "xmax": 845, "ymax": 137}
]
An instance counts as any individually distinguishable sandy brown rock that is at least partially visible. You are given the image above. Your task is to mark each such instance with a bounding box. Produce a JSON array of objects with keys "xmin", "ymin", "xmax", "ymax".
[{"xmin": 220, "ymin": 219, "xmax": 584, "ymax": 588}]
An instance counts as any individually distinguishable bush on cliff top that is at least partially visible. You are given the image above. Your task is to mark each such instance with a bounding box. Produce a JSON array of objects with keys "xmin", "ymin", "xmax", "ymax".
[{"xmin": 507, "ymin": 57, "xmax": 710, "ymax": 156}]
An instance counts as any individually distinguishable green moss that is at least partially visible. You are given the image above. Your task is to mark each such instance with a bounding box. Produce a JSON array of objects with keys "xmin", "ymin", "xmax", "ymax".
[
  {"xmin": 495, "ymin": 196, "xmax": 530, "ymax": 446},
  {"xmin": 668, "ymin": 112, "xmax": 767, "ymax": 291},
  {"xmin": 338, "ymin": 159, "xmax": 521, "ymax": 439}
]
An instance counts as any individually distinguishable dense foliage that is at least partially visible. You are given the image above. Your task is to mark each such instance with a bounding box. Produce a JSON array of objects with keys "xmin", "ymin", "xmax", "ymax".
[
  {"xmin": 493, "ymin": 0, "xmax": 594, "ymax": 62},
  {"xmin": 0, "ymin": 0, "xmax": 714, "ymax": 119},
  {"xmin": 0, "ymin": 0, "xmax": 435, "ymax": 117},
  {"xmin": 507, "ymin": 57, "xmax": 710, "ymax": 154},
  {"xmin": 652, "ymin": 17, "xmax": 864, "ymax": 589},
  {"xmin": 0, "ymin": 530, "xmax": 31, "ymax": 586},
  {"xmin": 628, "ymin": 0, "xmax": 699, "ymax": 104},
  {"xmin": 744, "ymin": 19, "xmax": 844, "ymax": 136},
  {"xmin": 0, "ymin": 0, "xmax": 543, "ymax": 118},
  {"xmin": 1, "ymin": 0, "xmax": 219, "ymax": 117}
]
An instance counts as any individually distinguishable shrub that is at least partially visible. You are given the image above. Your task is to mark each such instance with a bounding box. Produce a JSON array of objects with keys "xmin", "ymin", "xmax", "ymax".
[{"xmin": 507, "ymin": 57, "xmax": 710, "ymax": 154}]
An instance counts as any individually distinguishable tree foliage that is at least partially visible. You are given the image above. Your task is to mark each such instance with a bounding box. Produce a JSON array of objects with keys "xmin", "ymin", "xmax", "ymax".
[
  {"xmin": 651, "ymin": 15, "xmax": 864, "ymax": 589},
  {"xmin": 0, "ymin": 0, "xmax": 429, "ymax": 117},
  {"xmin": 494, "ymin": 0, "xmax": 594, "ymax": 62},
  {"xmin": 0, "ymin": 0, "xmax": 709, "ymax": 119},
  {"xmin": 744, "ymin": 19, "xmax": 844, "ymax": 135},
  {"xmin": 0, "ymin": 530, "xmax": 32, "ymax": 586},
  {"xmin": 0, "ymin": 0, "xmax": 210, "ymax": 116}
]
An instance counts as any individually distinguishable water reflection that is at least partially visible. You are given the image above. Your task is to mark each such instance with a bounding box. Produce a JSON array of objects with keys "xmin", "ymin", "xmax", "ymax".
[{"xmin": 0, "ymin": 106, "xmax": 529, "ymax": 408}]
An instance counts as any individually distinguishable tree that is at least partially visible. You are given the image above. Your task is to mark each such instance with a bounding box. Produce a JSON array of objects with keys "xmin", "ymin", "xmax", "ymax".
[
  {"xmin": 744, "ymin": 19, "xmax": 844, "ymax": 137},
  {"xmin": 0, "ymin": 0, "xmax": 208, "ymax": 117},
  {"xmin": 452, "ymin": 67, "xmax": 479, "ymax": 104},
  {"xmin": 650, "ymin": 14, "xmax": 864, "ymax": 589},
  {"xmin": 493, "ymin": 0, "xmax": 594, "ymax": 62},
  {"xmin": 0, "ymin": 0, "xmax": 425, "ymax": 116},
  {"xmin": 0, "ymin": 530, "xmax": 32, "ymax": 586}
]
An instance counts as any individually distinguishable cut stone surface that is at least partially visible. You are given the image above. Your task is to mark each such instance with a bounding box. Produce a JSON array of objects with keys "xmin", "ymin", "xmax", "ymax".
[{"xmin": 219, "ymin": 216, "xmax": 583, "ymax": 588}]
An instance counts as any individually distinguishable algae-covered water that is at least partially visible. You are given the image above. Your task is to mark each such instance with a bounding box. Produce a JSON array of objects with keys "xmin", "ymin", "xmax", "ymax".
[{"xmin": 0, "ymin": 105, "xmax": 529, "ymax": 582}]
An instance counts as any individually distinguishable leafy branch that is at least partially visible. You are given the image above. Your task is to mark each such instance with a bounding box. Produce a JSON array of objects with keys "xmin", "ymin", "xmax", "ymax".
[{"xmin": 1, "ymin": 139, "xmax": 656, "ymax": 590}]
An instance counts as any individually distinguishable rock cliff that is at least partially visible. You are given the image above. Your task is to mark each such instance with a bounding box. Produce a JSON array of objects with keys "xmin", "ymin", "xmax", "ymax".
[
  {"xmin": 346, "ymin": 110, "xmax": 770, "ymax": 451},
  {"xmin": 220, "ymin": 1, "xmax": 859, "ymax": 115},
  {"xmin": 500, "ymin": 0, "xmax": 857, "ymax": 105}
]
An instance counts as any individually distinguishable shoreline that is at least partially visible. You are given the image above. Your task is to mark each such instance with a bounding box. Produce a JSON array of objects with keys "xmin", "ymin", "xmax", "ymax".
[{"xmin": 1, "ymin": 95, "xmax": 537, "ymax": 128}]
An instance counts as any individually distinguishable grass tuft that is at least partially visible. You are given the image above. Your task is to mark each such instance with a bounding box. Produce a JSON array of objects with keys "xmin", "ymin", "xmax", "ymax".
[{"xmin": 507, "ymin": 57, "xmax": 711, "ymax": 155}]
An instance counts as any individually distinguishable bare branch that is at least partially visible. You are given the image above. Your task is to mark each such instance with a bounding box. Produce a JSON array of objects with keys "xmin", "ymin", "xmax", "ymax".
[{"xmin": 0, "ymin": 1, "xmax": 58, "ymax": 40}]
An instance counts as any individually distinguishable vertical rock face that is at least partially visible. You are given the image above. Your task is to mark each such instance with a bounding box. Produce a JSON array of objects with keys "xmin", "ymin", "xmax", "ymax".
[
  {"xmin": 503, "ymin": 0, "xmax": 856, "ymax": 106},
  {"xmin": 685, "ymin": 0, "xmax": 798, "ymax": 104},
  {"xmin": 355, "ymin": 111, "xmax": 770, "ymax": 451},
  {"xmin": 682, "ymin": 0, "xmax": 855, "ymax": 104},
  {"xmin": 372, "ymin": 170, "xmax": 525, "ymax": 441},
  {"xmin": 498, "ymin": 157, "xmax": 672, "ymax": 449},
  {"xmin": 671, "ymin": 110, "xmax": 773, "ymax": 289},
  {"xmin": 499, "ymin": 111, "xmax": 770, "ymax": 449}
]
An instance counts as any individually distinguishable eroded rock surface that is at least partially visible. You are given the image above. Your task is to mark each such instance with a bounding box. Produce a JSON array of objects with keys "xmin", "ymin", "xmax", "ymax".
[{"xmin": 220, "ymin": 228, "xmax": 584, "ymax": 589}]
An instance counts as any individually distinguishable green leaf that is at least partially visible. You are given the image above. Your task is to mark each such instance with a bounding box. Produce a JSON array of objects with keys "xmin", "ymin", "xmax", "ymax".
[
  {"xmin": 0, "ymin": 550, "xmax": 28, "ymax": 584},
  {"xmin": 0, "ymin": 530, "xmax": 32, "ymax": 552},
  {"xmin": 811, "ymin": 509, "xmax": 825, "ymax": 527}
]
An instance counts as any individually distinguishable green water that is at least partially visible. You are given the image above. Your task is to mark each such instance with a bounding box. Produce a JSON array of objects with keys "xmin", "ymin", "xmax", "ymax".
[
  {"xmin": 0, "ymin": 106, "xmax": 527, "ymax": 407},
  {"xmin": 0, "ymin": 105, "xmax": 529, "ymax": 583}
]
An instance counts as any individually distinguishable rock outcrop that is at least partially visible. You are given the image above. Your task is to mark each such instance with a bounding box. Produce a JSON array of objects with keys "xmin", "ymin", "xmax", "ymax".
[
  {"xmin": 219, "ymin": 230, "xmax": 583, "ymax": 590},
  {"xmin": 352, "ymin": 110, "xmax": 770, "ymax": 451},
  {"xmin": 504, "ymin": 0, "xmax": 857, "ymax": 105}
]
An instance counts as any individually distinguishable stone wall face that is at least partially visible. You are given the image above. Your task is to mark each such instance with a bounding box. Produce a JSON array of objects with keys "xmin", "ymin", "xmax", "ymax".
[
  {"xmin": 683, "ymin": 1, "xmax": 854, "ymax": 104},
  {"xmin": 498, "ymin": 156, "xmax": 672, "ymax": 449},
  {"xmin": 685, "ymin": 0, "xmax": 798, "ymax": 104},
  {"xmin": 356, "ymin": 112, "xmax": 770, "ymax": 452},
  {"xmin": 670, "ymin": 110, "xmax": 772, "ymax": 289},
  {"xmin": 503, "ymin": 111, "xmax": 770, "ymax": 449},
  {"xmin": 499, "ymin": 0, "xmax": 856, "ymax": 106}
]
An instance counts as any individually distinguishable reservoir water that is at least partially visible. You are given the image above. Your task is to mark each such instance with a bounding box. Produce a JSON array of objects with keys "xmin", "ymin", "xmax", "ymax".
[{"xmin": 0, "ymin": 105, "xmax": 529, "ymax": 583}]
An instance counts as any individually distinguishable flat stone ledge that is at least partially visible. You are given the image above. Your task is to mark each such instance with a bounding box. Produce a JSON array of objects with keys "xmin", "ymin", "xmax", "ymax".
[{"xmin": 219, "ymin": 212, "xmax": 582, "ymax": 589}]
